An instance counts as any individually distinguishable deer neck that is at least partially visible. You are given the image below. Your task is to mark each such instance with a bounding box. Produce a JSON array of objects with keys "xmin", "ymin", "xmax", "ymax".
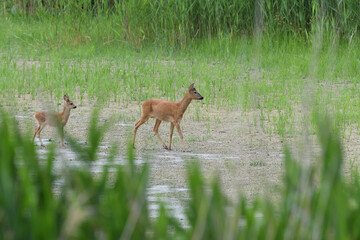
[
  {"xmin": 59, "ymin": 105, "xmax": 71, "ymax": 125},
  {"xmin": 178, "ymin": 93, "xmax": 192, "ymax": 118}
]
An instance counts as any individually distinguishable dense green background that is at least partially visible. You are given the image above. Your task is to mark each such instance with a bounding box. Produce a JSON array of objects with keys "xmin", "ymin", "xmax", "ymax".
[{"xmin": 2, "ymin": 0, "xmax": 360, "ymax": 44}]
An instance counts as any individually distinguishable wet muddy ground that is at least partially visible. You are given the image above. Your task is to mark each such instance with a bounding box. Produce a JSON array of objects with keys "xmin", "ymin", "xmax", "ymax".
[{"xmin": 6, "ymin": 96, "xmax": 360, "ymax": 223}]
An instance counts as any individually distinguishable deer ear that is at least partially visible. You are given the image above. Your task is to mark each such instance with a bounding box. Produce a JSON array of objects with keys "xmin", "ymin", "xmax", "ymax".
[
  {"xmin": 188, "ymin": 82, "xmax": 195, "ymax": 90},
  {"xmin": 63, "ymin": 94, "xmax": 69, "ymax": 102}
]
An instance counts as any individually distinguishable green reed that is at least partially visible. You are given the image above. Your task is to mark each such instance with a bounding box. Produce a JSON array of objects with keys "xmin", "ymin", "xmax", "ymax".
[{"xmin": 2, "ymin": 0, "xmax": 359, "ymax": 47}]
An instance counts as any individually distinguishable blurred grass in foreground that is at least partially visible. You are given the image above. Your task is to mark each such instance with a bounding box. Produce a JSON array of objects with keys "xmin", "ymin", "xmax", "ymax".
[{"xmin": 1, "ymin": 110, "xmax": 360, "ymax": 239}]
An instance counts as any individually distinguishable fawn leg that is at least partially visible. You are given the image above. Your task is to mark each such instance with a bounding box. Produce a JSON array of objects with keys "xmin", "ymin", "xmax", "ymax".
[
  {"xmin": 154, "ymin": 119, "xmax": 168, "ymax": 149},
  {"xmin": 60, "ymin": 126, "xmax": 65, "ymax": 147},
  {"xmin": 168, "ymin": 123, "xmax": 174, "ymax": 150},
  {"xmin": 33, "ymin": 125, "xmax": 40, "ymax": 142},
  {"xmin": 37, "ymin": 124, "xmax": 46, "ymax": 146},
  {"xmin": 132, "ymin": 116, "xmax": 149, "ymax": 147},
  {"xmin": 175, "ymin": 123, "xmax": 186, "ymax": 151}
]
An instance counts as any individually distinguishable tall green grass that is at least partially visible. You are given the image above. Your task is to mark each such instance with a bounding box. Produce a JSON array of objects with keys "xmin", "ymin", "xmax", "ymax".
[
  {"xmin": 1, "ymin": 34, "xmax": 360, "ymax": 136},
  {"xmin": 1, "ymin": 0, "xmax": 360, "ymax": 136},
  {"xmin": 2, "ymin": 0, "xmax": 359, "ymax": 48},
  {"xmin": 1, "ymin": 110, "xmax": 360, "ymax": 239}
]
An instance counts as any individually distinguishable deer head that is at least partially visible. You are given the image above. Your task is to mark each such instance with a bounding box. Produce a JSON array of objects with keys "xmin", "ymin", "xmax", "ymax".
[
  {"xmin": 188, "ymin": 83, "xmax": 203, "ymax": 100},
  {"xmin": 63, "ymin": 94, "xmax": 77, "ymax": 109}
]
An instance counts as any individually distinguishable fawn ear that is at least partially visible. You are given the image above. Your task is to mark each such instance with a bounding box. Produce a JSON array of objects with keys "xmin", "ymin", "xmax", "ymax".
[
  {"xmin": 63, "ymin": 94, "xmax": 69, "ymax": 102},
  {"xmin": 188, "ymin": 82, "xmax": 195, "ymax": 90}
]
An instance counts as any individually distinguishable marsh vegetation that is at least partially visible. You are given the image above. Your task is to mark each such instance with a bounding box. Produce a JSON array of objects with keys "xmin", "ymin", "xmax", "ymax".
[{"xmin": 1, "ymin": 0, "xmax": 360, "ymax": 238}]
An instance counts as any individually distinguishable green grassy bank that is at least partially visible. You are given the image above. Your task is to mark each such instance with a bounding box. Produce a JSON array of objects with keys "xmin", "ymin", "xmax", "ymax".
[{"xmin": 1, "ymin": 0, "xmax": 360, "ymax": 136}]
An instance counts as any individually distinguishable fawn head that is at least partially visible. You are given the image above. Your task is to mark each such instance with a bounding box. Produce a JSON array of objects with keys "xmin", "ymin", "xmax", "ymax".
[
  {"xmin": 188, "ymin": 83, "xmax": 204, "ymax": 100},
  {"xmin": 63, "ymin": 94, "xmax": 77, "ymax": 109}
]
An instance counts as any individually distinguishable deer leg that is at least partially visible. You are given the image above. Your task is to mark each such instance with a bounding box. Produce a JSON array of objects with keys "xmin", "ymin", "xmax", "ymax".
[
  {"xmin": 33, "ymin": 125, "xmax": 40, "ymax": 142},
  {"xmin": 37, "ymin": 124, "xmax": 46, "ymax": 146},
  {"xmin": 168, "ymin": 123, "xmax": 174, "ymax": 150},
  {"xmin": 59, "ymin": 126, "xmax": 64, "ymax": 147},
  {"xmin": 175, "ymin": 123, "xmax": 186, "ymax": 151},
  {"xmin": 132, "ymin": 116, "xmax": 149, "ymax": 148},
  {"xmin": 154, "ymin": 119, "xmax": 168, "ymax": 149}
]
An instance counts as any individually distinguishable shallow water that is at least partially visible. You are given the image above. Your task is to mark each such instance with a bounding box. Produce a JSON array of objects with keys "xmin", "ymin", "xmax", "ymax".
[{"xmin": 35, "ymin": 138, "xmax": 242, "ymax": 225}]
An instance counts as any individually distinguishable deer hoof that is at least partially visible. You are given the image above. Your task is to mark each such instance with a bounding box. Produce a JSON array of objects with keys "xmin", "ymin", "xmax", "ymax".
[{"xmin": 163, "ymin": 146, "xmax": 169, "ymax": 150}]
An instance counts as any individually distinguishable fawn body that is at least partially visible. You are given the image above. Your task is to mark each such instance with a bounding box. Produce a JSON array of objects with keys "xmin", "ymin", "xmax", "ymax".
[
  {"xmin": 133, "ymin": 83, "xmax": 203, "ymax": 151},
  {"xmin": 32, "ymin": 94, "xmax": 77, "ymax": 146}
]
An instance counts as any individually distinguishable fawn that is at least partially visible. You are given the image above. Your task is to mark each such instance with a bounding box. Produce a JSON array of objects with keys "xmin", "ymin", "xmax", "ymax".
[
  {"xmin": 133, "ymin": 82, "xmax": 203, "ymax": 151},
  {"xmin": 32, "ymin": 94, "xmax": 77, "ymax": 147}
]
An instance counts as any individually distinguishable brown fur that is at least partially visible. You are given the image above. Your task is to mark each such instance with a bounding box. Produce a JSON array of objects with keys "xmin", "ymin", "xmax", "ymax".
[
  {"xmin": 32, "ymin": 94, "xmax": 77, "ymax": 146},
  {"xmin": 133, "ymin": 83, "xmax": 203, "ymax": 151}
]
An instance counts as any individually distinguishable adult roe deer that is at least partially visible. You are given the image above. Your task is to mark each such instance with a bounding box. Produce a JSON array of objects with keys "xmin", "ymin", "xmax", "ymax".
[
  {"xmin": 133, "ymin": 82, "xmax": 203, "ymax": 151},
  {"xmin": 32, "ymin": 94, "xmax": 77, "ymax": 147}
]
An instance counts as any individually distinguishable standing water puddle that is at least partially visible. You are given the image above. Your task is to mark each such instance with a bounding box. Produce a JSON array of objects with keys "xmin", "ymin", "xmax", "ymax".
[{"xmin": 35, "ymin": 140, "xmax": 240, "ymax": 226}]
